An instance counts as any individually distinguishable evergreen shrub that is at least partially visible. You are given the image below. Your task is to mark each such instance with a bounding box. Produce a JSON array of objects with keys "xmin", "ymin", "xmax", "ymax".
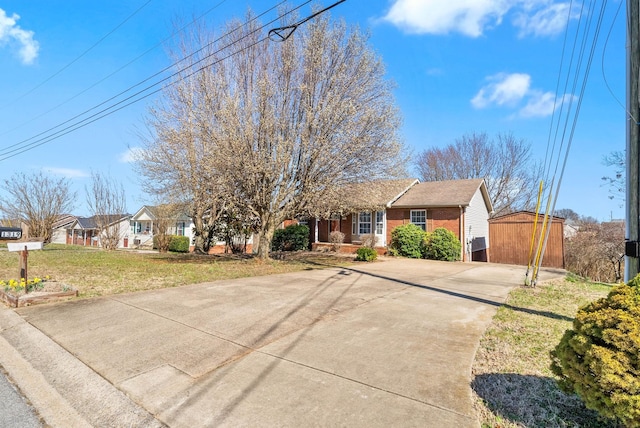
[
  {"xmin": 550, "ymin": 275, "xmax": 640, "ymax": 427},
  {"xmin": 168, "ymin": 235, "xmax": 190, "ymax": 253},
  {"xmin": 423, "ymin": 227, "xmax": 461, "ymax": 261},
  {"xmin": 389, "ymin": 224, "xmax": 426, "ymax": 258},
  {"xmin": 355, "ymin": 247, "xmax": 377, "ymax": 262},
  {"xmin": 271, "ymin": 224, "xmax": 309, "ymax": 252}
]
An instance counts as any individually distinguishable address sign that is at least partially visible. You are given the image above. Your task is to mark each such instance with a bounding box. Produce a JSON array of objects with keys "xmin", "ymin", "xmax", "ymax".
[{"xmin": 0, "ymin": 227, "xmax": 22, "ymax": 240}]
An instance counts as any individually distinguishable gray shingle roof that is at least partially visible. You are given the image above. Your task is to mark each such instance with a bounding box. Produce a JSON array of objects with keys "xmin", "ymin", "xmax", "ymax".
[{"xmin": 392, "ymin": 178, "xmax": 488, "ymax": 208}]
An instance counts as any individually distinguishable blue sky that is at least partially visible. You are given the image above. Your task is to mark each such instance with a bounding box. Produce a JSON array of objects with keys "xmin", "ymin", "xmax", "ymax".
[{"xmin": 0, "ymin": 0, "xmax": 627, "ymax": 220}]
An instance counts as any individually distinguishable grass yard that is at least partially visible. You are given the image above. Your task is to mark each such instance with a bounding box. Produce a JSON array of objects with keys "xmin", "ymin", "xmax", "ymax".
[
  {"xmin": 0, "ymin": 244, "xmax": 351, "ymax": 298},
  {"xmin": 472, "ymin": 274, "xmax": 619, "ymax": 427}
]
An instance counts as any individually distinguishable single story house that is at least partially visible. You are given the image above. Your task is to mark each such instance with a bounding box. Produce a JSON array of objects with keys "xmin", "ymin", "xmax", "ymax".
[
  {"xmin": 65, "ymin": 214, "xmax": 131, "ymax": 248},
  {"xmin": 309, "ymin": 178, "xmax": 493, "ymax": 261},
  {"xmin": 129, "ymin": 205, "xmax": 195, "ymax": 250}
]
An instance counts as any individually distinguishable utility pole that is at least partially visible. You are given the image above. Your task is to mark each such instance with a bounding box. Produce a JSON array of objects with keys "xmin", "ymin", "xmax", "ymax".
[{"xmin": 625, "ymin": 0, "xmax": 640, "ymax": 281}]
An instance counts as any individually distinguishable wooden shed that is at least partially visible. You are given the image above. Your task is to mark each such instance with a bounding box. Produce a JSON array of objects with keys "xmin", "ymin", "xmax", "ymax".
[{"xmin": 489, "ymin": 211, "xmax": 565, "ymax": 268}]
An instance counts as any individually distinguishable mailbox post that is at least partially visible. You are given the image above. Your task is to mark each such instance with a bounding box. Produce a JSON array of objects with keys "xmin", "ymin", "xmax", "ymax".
[{"xmin": 7, "ymin": 241, "xmax": 44, "ymax": 291}]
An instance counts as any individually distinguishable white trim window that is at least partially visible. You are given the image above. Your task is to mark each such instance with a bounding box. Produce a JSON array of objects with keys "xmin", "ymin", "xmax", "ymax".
[
  {"xmin": 358, "ymin": 212, "xmax": 371, "ymax": 234},
  {"xmin": 352, "ymin": 215, "xmax": 357, "ymax": 235},
  {"xmin": 411, "ymin": 210, "xmax": 427, "ymax": 231}
]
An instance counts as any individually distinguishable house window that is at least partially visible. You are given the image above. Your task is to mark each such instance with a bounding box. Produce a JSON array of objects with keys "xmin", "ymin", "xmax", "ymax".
[
  {"xmin": 411, "ymin": 210, "xmax": 426, "ymax": 231},
  {"xmin": 375, "ymin": 211, "xmax": 384, "ymax": 235},
  {"xmin": 176, "ymin": 222, "xmax": 185, "ymax": 236},
  {"xmin": 359, "ymin": 212, "xmax": 371, "ymax": 234},
  {"xmin": 352, "ymin": 215, "xmax": 357, "ymax": 235}
]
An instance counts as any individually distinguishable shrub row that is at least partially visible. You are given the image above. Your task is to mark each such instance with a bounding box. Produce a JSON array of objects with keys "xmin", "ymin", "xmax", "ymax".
[
  {"xmin": 388, "ymin": 224, "xmax": 461, "ymax": 261},
  {"xmin": 153, "ymin": 235, "xmax": 190, "ymax": 253}
]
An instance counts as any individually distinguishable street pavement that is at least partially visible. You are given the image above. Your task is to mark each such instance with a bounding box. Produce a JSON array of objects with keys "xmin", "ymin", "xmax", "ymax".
[
  {"xmin": 0, "ymin": 258, "xmax": 565, "ymax": 427},
  {"xmin": 0, "ymin": 364, "xmax": 42, "ymax": 428}
]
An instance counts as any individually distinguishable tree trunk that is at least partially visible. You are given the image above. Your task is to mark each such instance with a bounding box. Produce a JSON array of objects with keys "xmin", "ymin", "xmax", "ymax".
[{"xmin": 256, "ymin": 217, "xmax": 275, "ymax": 260}]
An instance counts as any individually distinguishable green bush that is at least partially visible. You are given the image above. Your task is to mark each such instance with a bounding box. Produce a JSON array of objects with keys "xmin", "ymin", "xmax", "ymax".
[
  {"xmin": 271, "ymin": 224, "xmax": 309, "ymax": 252},
  {"xmin": 355, "ymin": 247, "xmax": 377, "ymax": 262},
  {"xmin": 550, "ymin": 275, "xmax": 640, "ymax": 427},
  {"xmin": 389, "ymin": 224, "xmax": 426, "ymax": 258},
  {"xmin": 168, "ymin": 235, "xmax": 190, "ymax": 253},
  {"xmin": 423, "ymin": 227, "xmax": 461, "ymax": 261}
]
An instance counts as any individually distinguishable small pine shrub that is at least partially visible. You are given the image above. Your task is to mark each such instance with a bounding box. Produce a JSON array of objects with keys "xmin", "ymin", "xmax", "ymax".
[
  {"xmin": 550, "ymin": 275, "xmax": 640, "ymax": 427},
  {"xmin": 389, "ymin": 224, "xmax": 426, "ymax": 259},
  {"xmin": 423, "ymin": 227, "xmax": 461, "ymax": 261},
  {"xmin": 168, "ymin": 235, "xmax": 190, "ymax": 253},
  {"xmin": 329, "ymin": 231, "xmax": 345, "ymax": 252},
  {"xmin": 271, "ymin": 224, "xmax": 310, "ymax": 252},
  {"xmin": 355, "ymin": 247, "xmax": 377, "ymax": 262}
]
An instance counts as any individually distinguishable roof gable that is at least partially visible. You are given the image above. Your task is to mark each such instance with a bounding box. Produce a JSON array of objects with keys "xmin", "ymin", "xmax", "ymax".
[
  {"xmin": 333, "ymin": 178, "xmax": 419, "ymax": 213},
  {"xmin": 392, "ymin": 178, "xmax": 491, "ymax": 210}
]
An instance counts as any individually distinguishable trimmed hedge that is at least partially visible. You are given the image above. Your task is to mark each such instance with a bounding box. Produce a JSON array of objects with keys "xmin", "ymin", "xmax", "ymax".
[
  {"xmin": 271, "ymin": 224, "xmax": 309, "ymax": 252},
  {"xmin": 423, "ymin": 228, "xmax": 461, "ymax": 261},
  {"xmin": 153, "ymin": 235, "xmax": 189, "ymax": 252},
  {"xmin": 389, "ymin": 224, "xmax": 426, "ymax": 258},
  {"xmin": 550, "ymin": 275, "xmax": 640, "ymax": 427}
]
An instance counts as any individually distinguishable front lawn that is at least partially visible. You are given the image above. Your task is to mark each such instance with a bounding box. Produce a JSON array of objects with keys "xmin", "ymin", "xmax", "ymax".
[{"xmin": 0, "ymin": 245, "xmax": 350, "ymax": 298}]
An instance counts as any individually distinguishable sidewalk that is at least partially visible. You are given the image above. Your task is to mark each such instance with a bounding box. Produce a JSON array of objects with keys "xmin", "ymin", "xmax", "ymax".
[{"xmin": 0, "ymin": 259, "xmax": 564, "ymax": 427}]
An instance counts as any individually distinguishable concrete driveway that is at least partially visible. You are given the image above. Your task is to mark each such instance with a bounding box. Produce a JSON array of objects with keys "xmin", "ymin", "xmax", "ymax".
[{"xmin": 0, "ymin": 258, "xmax": 564, "ymax": 427}]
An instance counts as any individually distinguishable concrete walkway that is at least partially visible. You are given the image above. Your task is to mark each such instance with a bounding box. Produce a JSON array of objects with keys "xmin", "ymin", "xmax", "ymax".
[{"xmin": 0, "ymin": 259, "xmax": 564, "ymax": 427}]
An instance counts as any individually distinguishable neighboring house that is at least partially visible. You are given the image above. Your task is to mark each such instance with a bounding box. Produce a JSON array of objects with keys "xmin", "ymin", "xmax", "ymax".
[
  {"xmin": 51, "ymin": 214, "xmax": 78, "ymax": 244},
  {"xmin": 65, "ymin": 214, "xmax": 131, "ymax": 248},
  {"xmin": 310, "ymin": 178, "xmax": 493, "ymax": 261},
  {"xmin": 488, "ymin": 211, "xmax": 565, "ymax": 268},
  {"xmin": 129, "ymin": 206, "xmax": 195, "ymax": 250}
]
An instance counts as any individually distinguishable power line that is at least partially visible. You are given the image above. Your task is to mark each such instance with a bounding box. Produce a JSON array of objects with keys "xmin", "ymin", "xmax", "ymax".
[
  {"xmin": 0, "ymin": 0, "xmax": 153, "ymax": 112},
  {"xmin": 0, "ymin": 0, "xmax": 343, "ymax": 162},
  {"xmin": 0, "ymin": 0, "xmax": 230, "ymax": 138},
  {"xmin": 0, "ymin": 0, "xmax": 298, "ymax": 158},
  {"xmin": 531, "ymin": 0, "xmax": 610, "ymax": 284}
]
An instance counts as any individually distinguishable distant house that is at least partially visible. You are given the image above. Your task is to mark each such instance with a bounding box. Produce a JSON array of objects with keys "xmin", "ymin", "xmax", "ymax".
[
  {"xmin": 129, "ymin": 205, "xmax": 195, "ymax": 250},
  {"xmin": 65, "ymin": 214, "xmax": 131, "ymax": 248},
  {"xmin": 51, "ymin": 214, "xmax": 78, "ymax": 244},
  {"xmin": 309, "ymin": 178, "xmax": 493, "ymax": 261}
]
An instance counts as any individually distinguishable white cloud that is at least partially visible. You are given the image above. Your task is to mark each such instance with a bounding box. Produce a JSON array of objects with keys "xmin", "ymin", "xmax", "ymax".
[
  {"xmin": 383, "ymin": 0, "xmax": 510, "ymax": 37},
  {"xmin": 514, "ymin": 2, "xmax": 575, "ymax": 38},
  {"xmin": 382, "ymin": 0, "xmax": 575, "ymax": 38},
  {"xmin": 471, "ymin": 73, "xmax": 531, "ymax": 109},
  {"xmin": 44, "ymin": 167, "xmax": 89, "ymax": 178},
  {"xmin": 119, "ymin": 147, "xmax": 144, "ymax": 163},
  {"xmin": 518, "ymin": 91, "xmax": 575, "ymax": 117},
  {"xmin": 0, "ymin": 8, "xmax": 39, "ymax": 64}
]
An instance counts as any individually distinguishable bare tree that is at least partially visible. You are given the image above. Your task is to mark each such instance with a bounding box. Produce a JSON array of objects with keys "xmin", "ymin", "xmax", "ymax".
[
  {"xmin": 565, "ymin": 219, "xmax": 625, "ymax": 282},
  {"xmin": 0, "ymin": 171, "xmax": 75, "ymax": 243},
  {"xmin": 139, "ymin": 11, "xmax": 406, "ymax": 259},
  {"xmin": 151, "ymin": 203, "xmax": 183, "ymax": 253},
  {"xmin": 601, "ymin": 150, "xmax": 624, "ymax": 206},
  {"xmin": 415, "ymin": 132, "xmax": 541, "ymax": 216},
  {"xmin": 86, "ymin": 172, "xmax": 127, "ymax": 250},
  {"xmin": 136, "ymin": 21, "xmax": 226, "ymax": 254}
]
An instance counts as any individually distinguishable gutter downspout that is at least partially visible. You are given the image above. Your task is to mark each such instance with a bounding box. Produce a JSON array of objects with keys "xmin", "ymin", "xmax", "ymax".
[{"xmin": 459, "ymin": 205, "xmax": 465, "ymax": 261}]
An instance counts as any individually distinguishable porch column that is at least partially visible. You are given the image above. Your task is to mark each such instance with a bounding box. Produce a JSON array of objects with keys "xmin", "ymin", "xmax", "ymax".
[{"xmin": 315, "ymin": 219, "xmax": 319, "ymax": 243}]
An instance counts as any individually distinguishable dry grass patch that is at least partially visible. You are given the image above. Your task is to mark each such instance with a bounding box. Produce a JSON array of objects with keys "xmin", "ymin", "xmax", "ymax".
[
  {"xmin": 0, "ymin": 245, "xmax": 351, "ymax": 299},
  {"xmin": 472, "ymin": 275, "xmax": 620, "ymax": 428}
]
